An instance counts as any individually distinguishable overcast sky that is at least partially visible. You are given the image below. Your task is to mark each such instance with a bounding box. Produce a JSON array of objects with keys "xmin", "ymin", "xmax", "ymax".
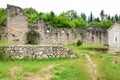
[{"xmin": 0, "ymin": 0, "xmax": 120, "ymax": 17}]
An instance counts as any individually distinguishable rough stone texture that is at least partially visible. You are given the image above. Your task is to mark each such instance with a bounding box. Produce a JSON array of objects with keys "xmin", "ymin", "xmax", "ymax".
[
  {"xmin": 0, "ymin": 26, "xmax": 5, "ymax": 39},
  {"xmin": 4, "ymin": 4, "xmax": 108, "ymax": 45},
  {"xmin": 5, "ymin": 45, "xmax": 76, "ymax": 59},
  {"xmin": 108, "ymin": 23, "xmax": 120, "ymax": 53}
]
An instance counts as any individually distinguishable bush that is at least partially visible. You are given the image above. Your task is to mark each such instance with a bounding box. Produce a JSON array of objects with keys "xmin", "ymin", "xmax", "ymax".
[{"xmin": 76, "ymin": 40, "xmax": 82, "ymax": 46}]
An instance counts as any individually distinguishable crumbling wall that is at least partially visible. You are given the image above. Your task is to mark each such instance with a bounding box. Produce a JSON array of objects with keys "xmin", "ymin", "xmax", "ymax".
[
  {"xmin": 6, "ymin": 4, "xmax": 28, "ymax": 45},
  {"xmin": 5, "ymin": 4, "xmax": 108, "ymax": 45},
  {"xmin": 5, "ymin": 45, "xmax": 76, "ymax": 59},
  {"xmin": 84, "ymin": 26, "xmax": 108, "ymax": 45}
]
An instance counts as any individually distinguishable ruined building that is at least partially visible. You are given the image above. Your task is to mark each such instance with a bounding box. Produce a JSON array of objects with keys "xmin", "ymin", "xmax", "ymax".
[
  {"xmin": 0, "ymin": 4, "xmax": 110, "ymax": 59},
  {"xmin": 3, "ymin": 4, "xmax": 108, "ymax": 45},
  {"xmin": 108, "ymin": 23, "xmax": 120, "ymax": 53}
]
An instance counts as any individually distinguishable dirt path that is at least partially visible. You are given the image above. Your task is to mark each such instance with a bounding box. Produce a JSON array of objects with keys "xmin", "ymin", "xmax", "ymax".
[{"xmin": 85, "ymin": 54, "xmax": 98, "ymax": 80}]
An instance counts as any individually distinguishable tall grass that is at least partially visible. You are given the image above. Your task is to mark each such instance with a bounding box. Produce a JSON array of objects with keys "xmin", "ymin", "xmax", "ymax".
[
  {"xmin": 0, "ymin": 38, "xmax": 13, "ymax": 47},
  {"xmin": 0, "ymin": 39, "xmax": 14, "ymax": 61},
  {"xmin": 92, "ymin": 53, "xmax": 120, "ymax": 80}
]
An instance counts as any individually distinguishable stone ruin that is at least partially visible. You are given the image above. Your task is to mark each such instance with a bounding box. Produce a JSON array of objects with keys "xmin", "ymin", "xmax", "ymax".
[
  {"xmin": 0, "ymin": 4, "xmax": 108, "ymax": 59},
  {"xmin": 4, "ymin": 4, "xmax": 108, "ymax": 45}
]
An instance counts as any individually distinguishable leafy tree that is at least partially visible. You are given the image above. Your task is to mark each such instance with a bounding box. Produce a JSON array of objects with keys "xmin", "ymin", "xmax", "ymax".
[
  {"xmin": 52, "ymin": 13, "xmax": 71, "ymax": 28},
  {"xmin": 80, "ymin": 12, "xmax": 87, "ymax": 21},
  {"xmin": 100, "ymin": 10, "xmax": 104, "ymax": 21},
  {"xmin": 65, "ymin": 10, "xmax": 77, "ymax": 21}
]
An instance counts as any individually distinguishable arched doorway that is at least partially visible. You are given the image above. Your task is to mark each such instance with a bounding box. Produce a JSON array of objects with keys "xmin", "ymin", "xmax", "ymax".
[{"xmin": 26, "ymin": 30, "xmax": 40, "ymax": 45}]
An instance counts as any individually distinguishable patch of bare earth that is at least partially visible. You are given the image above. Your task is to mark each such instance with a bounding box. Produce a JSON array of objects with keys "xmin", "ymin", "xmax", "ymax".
[
  {"xmin": 86, "ymin": 54, "xmax": 98, "ymax": 80},
  {"xmin": 8, "ymin": 66, "xmax": 23, "ymax": 80},
  {"xmin": 29, "ymin": 63, "xmax": 60, "ymax": 80},
  {"xmin": 41, "ymin": 64, "xmax": 59, "ymax": 72},
  {"xmin": 29, "ymin": 74, "xmax": 52, "ymax": 80}
]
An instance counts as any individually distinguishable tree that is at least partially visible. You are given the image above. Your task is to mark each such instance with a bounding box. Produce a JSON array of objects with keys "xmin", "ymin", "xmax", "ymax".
[
  {"xmin": 107, "ymin": 15, "xmax": 111, "ymax": 20},
  {"xmin": 80, "ymin": 12, "xmax": 87, "ymax": 21},
  {"xmin": 65, "ymin": 10, "xmax": 77, "ymax": 21},
  {"xmin": 114, "ymin": 14, "xmax": 119, "ymax": 21},
  {"xmin": 100, "ymin": 10, "xmax": 104, "ymax": 21},
  {"xmin": 94, "ymin": 17, "xmax": 100, "ymax": 22},
  {"xmin": 52, "ymin": 13, "xmax": 71, "ymax": 28},
  {"xmin": 111, "ymin": 16, "xmax": 115, "ymax": 22},
  {"xmin": 88, "ymin": 12, "xmax": 94, "ymax": 22}
]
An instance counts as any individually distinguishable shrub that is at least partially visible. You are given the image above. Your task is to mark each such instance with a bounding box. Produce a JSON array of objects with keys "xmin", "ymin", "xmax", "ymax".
[{"xmin": 76, "ymin": 40, "xmax": 82, "ymax": 46}]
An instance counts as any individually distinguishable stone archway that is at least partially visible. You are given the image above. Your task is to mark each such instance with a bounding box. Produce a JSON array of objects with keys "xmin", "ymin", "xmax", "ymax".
[{"xmin": 26, "ymin": 30, "xmax": 40, "ymax": 45}]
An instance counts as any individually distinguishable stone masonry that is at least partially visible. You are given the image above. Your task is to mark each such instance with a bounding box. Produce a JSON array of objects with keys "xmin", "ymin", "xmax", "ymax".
[{"xmin": 5, "ymin": 45, "xmax": 76, "ymax": 59}]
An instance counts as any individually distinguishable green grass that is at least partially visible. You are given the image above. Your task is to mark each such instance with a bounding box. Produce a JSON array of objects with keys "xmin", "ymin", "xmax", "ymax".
[
  {"xmin": 91, "ymin": 52, "xmax": 120, "ymax": 80},
  {"xmin": 0, "ymin": 58, "xmax": 91, "ymax": 80},
  {"xmin": 0, "ymin": 43, "xmax": 120, "ymax": 80},
  {"xmin": 0, "ymin": 38, "xmax": 14, "ymax": 47},
  {"xmin": 67, "ymin": 44, "xmax": 120, "ymax": 80}
]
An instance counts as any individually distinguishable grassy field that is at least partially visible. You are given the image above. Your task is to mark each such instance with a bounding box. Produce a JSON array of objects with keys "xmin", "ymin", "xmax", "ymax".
[
  {"xmin": 0, "ymin": 58, "xmax": 90, "ymax": 80},
  {"xmin": 0, "ymin": 44, "xmax": 120, "ymax": 80},
  {"xmin": 66, "ymin": 44, "xmax": 120, "ymax": 80}
]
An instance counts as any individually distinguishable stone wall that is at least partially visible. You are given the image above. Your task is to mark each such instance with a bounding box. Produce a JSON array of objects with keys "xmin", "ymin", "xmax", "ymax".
[
  {"xmin": 108, "ymin": 23, "xmax": 120, "ymax": 53},
  {"xmin": 5, "ymin": 4, "xmax": 108, "ymax": 46},
  {"xmin": 5, "ymin": 45, "xmax": 76, "ymax": 59}
]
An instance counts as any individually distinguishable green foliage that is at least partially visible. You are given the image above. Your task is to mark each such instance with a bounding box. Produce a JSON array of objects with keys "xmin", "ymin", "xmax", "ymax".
[
  {"xmin": 80, "ymin": 12, "xmax": 87, "ymax": 21},
  {"xmin": 65, "ymin": 10, "xmax": 77, "ymax": 21},
  {"xmin": 88, "ymin": 20, "xmax": 113, "ymax": 28},
  {"xmin": 0, "ymin": 7, "xmax": 118, "ymax": 29},
  {"xmin": 0, "ymin": 8, "xmax": 6, "ymax": 26},
  {"xmin": 24, "ymin": 8, "xmax": 39, "ymax": 23},
  {"xmin": 99, "ymin": 20, "xmax": 113, "ymax": 28}
]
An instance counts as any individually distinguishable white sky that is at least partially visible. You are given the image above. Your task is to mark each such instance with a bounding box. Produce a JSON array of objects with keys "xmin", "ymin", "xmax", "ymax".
[{"xmin": 0, "ymin": 0, "xmax": 120, "ymax": 17}]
